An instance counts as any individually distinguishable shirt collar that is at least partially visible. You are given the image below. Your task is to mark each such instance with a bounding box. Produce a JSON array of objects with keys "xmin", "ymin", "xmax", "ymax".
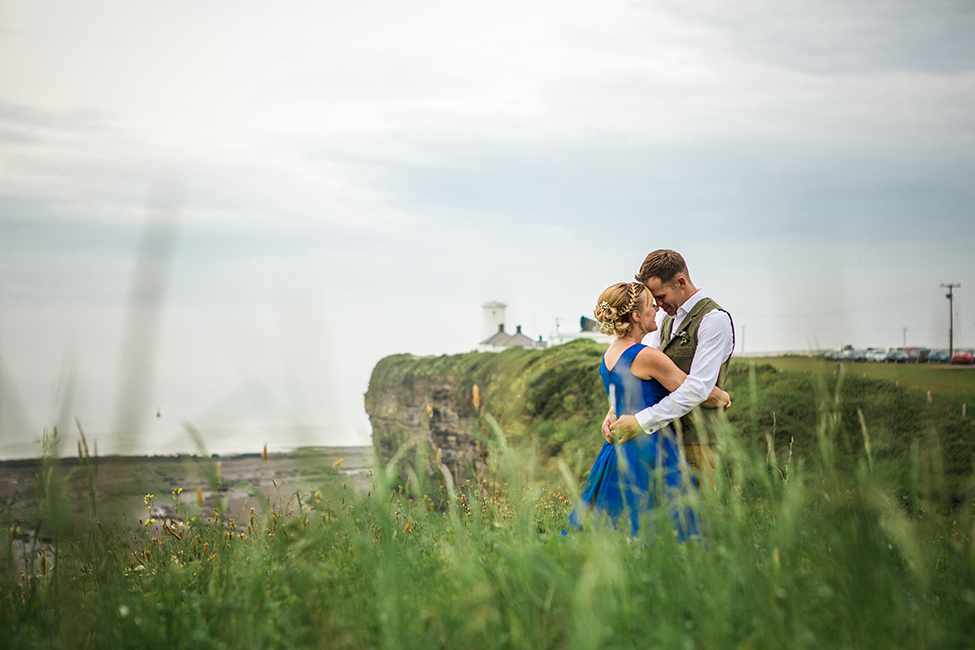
[{"xmin": 676, "ymin": 288, "xmax": 707, "ymax": 320}]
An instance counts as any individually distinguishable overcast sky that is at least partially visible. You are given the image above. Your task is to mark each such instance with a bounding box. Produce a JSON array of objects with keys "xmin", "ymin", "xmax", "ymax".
[{"xmin": 2, "ymin": 0, "xmax": 974, "ymax": 458}]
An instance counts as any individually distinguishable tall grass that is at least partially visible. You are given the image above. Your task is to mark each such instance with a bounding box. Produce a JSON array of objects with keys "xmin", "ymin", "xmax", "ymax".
[{"xmin": 3, "ymin": 384, "xmax": 975, "ymax": 649}]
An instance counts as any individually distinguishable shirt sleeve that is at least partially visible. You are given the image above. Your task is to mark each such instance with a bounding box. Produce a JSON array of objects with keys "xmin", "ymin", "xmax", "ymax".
[{"xmin": 634, "ymin": 309, "xmax": 734, "ymax": 433}]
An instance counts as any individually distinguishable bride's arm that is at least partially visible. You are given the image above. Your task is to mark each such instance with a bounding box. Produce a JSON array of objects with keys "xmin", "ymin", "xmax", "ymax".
[
  {"xmin": 612, "ymin": 350, "xmax": 729, "ymax": 441},
  {"xmin": 632, "ymin": 348, "xmax": 728, "ymax": 407},
  {"xmin": 630, "ymin": 348, "xmax": 686, "ymax": 391}
]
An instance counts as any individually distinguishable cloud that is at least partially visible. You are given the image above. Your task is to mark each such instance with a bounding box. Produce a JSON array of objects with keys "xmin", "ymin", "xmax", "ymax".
[
  {"xmin": 667, "ymin": 0, "xmax": 975, "ymax": 75},
  {"xmin": 2, "ymin": 0, "xmax": 974, "ymax": 455}
]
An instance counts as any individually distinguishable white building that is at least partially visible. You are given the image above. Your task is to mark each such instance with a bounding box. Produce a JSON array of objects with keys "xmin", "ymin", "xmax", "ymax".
[{"xmin": 478, "ymin": 302, "xmax": 547, "ymax": 351}]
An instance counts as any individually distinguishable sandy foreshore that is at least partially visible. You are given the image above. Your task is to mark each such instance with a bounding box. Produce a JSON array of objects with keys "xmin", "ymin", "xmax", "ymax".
[{"xmin": 0, "ymin": 446, "xmax": 376, "ymax": 531}]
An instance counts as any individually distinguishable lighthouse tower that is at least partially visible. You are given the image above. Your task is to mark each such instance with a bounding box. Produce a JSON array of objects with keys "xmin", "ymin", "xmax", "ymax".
[{"xmin": 481, "ymin": 301, "xmax": 507, "ymax": 340}]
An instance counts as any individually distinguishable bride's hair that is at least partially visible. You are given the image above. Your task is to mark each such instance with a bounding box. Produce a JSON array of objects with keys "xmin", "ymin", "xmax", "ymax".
[{"xmin": 593, "ymin": 282, "xmax": 647, "ymax": 338}]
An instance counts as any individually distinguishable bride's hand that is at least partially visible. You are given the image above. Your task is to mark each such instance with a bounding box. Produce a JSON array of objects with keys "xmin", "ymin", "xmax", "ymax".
[
  {"xmin": 602, "ymin": 410, "xmax": 616, "ymax": 443},
  {"xmin": 703, "ymin": 388, "xmax": 731, "ymax": 411},
  {"xmin": 610, "ymin": 415, "xmax": 642, "ymax": 443}
]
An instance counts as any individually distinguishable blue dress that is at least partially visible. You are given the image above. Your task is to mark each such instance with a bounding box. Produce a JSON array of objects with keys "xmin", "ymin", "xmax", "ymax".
[{"xmin": 567, "ymin": 343, "xmax": 701, "ymax": 540}]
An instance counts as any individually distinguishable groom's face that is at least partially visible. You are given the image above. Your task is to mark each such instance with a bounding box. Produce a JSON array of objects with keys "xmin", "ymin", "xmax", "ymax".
[{"xmin": 643, "ymin": 277, "xmax": 684, "ymax": 317}]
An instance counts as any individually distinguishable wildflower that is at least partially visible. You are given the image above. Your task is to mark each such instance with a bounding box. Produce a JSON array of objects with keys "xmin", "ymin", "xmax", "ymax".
[
  {"xmin": 144, "ymin": 494, "xmax": 154, "ymax": 509},
  {"xmin": 262, "ymin": 444, "xmax": 268, "ymax": 462},
  {"xmin": 333, "ymin": 458, "xmax": 344, "ymax": 469},
  {"xmin": 472, "ymin": 384, "xmax": 480, "ymax": 409}
]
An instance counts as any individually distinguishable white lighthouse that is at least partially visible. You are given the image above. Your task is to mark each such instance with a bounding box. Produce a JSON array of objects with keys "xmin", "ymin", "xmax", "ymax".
[{"xmin": 481, "ymin": 301, "xmax": 507, "ymax": 340}]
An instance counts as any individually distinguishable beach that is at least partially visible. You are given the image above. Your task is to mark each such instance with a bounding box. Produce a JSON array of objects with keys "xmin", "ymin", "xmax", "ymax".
[{"xmin": 1, "ymin": 446, "xmax": 375, "ymax": 537}]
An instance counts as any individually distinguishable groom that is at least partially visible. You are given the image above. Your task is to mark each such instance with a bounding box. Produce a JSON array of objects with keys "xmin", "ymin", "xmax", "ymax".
[{"xmin": 605, "ymin": 249, "xmax": 734, "ymax": 471}]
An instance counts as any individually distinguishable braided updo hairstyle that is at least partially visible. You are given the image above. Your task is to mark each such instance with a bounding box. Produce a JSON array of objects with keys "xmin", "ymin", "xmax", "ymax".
[{"xmin": 593, "ymin": 282, "xmax": 648, "ymax": 338}]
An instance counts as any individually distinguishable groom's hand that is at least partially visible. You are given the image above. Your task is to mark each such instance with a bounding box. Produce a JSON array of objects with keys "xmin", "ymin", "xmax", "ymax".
[{"xmin": 610, "ymin": 415, "xmax": 643, "ymax": 443}]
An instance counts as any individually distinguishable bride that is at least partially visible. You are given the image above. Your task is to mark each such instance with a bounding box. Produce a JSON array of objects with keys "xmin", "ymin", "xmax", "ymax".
[{"xmin": 568, "ymin": 281, "xmax": 730, "ymax": 538}]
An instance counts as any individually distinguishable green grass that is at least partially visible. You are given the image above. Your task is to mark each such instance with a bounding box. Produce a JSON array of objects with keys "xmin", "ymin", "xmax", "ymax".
[
  {"xmin": 749, "ymin": 356, "xmax": 975, "ymax": 406},
  {"xmin": 720, "ymin": 360, "xmax": 975, "ymax": 502},
  {"xmin": 3, "ymin": 397, "xmax": 975, "ymax": 649}
]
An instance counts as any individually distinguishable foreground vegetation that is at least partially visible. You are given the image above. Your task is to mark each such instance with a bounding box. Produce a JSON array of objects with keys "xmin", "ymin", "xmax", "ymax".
[{"xmin": 4, "ymin": 374, "xmax": 975, "ymax": 648}]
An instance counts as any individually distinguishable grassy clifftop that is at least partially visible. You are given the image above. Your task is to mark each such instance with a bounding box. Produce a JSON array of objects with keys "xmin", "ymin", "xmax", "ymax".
[
  {"xmin": 368, "ymin": 344, "xmax": 975, "ymax": 498},
  {"xmin": 723, "ymin": 362, "xmax": 975, "ymax": 495}
]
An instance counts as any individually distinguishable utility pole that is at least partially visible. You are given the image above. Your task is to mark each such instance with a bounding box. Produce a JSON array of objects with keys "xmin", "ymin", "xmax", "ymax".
[
  {"xmin": 942, "ymin": 283, "xmax": 960, "ymax": 358},
  {"xmin": 902, "ymin": 327, "xmax": 907, "ymax": 347}
]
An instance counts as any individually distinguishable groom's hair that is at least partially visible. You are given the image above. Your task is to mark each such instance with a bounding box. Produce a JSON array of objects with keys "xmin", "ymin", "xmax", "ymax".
[{"xmin": 635, "ymin": 249, "xmax": 690, "ymax": 285}]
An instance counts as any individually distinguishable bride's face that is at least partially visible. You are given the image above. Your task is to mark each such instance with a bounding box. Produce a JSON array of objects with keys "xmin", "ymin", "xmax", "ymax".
[{"xmin": 633, "ymin": 290, "xmax": 658, "ymax": 333}]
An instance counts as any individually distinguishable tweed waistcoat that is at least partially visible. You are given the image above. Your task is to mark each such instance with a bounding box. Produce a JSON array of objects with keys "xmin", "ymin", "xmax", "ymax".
[{"xmin": 660, "ymin": 296, "xmax": 732, "ymax": 444}]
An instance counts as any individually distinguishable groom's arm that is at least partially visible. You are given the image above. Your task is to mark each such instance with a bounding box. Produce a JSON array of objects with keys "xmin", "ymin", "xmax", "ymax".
[{"xmin": 634, "ymin": 311, "xmax": 733, "ymax": 433}]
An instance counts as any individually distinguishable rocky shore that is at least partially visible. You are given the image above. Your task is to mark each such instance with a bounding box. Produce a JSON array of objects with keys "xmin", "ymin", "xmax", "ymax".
[{"xmin": 0, "ymin": 446, "xmax": 375, "ymax": 533}]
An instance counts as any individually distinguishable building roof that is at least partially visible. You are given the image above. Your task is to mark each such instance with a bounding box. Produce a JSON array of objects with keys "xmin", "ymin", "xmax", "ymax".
[
  {"xmin": 479, "ymin": 325, "xmax": 547, "ymax": 350},
  {"xmin": 480, "ymin": 328, "xmax": 512, "ymax": 347}
]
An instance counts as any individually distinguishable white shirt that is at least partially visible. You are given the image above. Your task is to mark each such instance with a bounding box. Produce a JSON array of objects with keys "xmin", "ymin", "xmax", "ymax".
[{"xmin": 635, "ymin": 289, "xmax": 734, "ymax": 434}]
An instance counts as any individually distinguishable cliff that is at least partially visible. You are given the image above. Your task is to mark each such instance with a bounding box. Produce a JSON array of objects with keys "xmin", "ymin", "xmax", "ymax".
[{"xmin": 364, "ymin": 339, "xmax": 609, "ymax": 488}]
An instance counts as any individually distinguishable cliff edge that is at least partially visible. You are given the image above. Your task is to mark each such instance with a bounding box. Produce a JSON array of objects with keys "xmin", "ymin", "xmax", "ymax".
[{"xmin": 364, "ymin": 340, "xmax": 608, "ymax": 488}]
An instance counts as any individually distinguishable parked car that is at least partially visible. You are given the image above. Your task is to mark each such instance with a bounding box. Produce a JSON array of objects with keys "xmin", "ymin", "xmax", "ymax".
[
  {"xmin": 886, "ymin": 347, "xmax": 910, "ymax": 363},
  {"xmin": 824, "ymin": 344, "xmax": 856, "ymax": 361},
  {"xmin": 849, "ymin": 349, "xmax": 868, "ymax": 362},
  {"xmin": 950, "ymin": 349, "xmax": 974, "ymax": 364},
  {"xmin": 929, "ymin": 349, "xmax": 951, "ymax": 363},
  {"xmin": 905, "ymin": 347, "xmax": 930, "ymax": 363},
  {"xmin": 865, "ymin": 348, "xmax": 887, "ymax": 362}
]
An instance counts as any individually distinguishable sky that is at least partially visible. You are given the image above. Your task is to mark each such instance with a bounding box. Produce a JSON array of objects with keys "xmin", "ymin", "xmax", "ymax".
[{"xmin": 1, "ymin": 0, "xmax": 974, "ymax": 458}]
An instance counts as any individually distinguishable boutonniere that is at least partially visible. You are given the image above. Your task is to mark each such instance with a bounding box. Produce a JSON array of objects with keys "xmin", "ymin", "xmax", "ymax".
[{"xmin": 677, "ymin": 330, "xmax": 690, "ymax": 345}]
